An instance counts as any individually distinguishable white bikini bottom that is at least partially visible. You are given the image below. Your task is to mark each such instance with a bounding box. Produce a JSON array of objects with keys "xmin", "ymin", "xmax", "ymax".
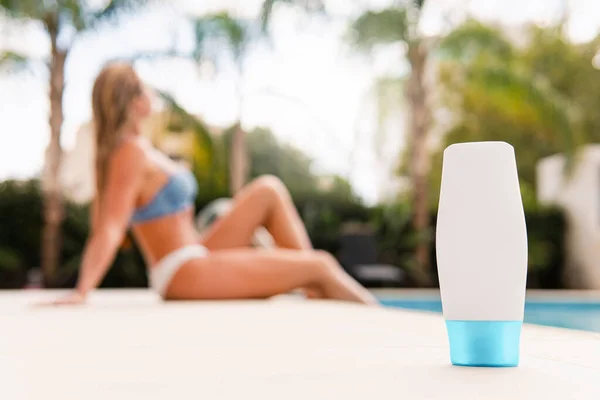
[{"xmin": 149, "ymin": 244, "xmax": 209, "ymax": 298}]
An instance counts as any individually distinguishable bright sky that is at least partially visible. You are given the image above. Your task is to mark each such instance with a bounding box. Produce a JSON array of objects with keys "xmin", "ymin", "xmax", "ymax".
[{"xmin": 1, "ymin": 0, "xmax": 599, "ymax": 204}]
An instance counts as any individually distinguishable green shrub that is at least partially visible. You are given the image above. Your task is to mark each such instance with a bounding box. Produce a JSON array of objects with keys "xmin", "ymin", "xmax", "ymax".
[
  {"xmin": 0, "ymin": 180, "xmax": 44, "ymax": 270},
  {"xmin": 0, "ymin": 246, "xmax": 26, "ymax": 289},
  {"xmin": 370, "ymin": 202, "xmax": 422, "ymax": 285},
  {"xmin": 524, "ymin": 207, "xmax": 566, "ymax": 288},
  {"xmin": 296, "ymin": 195, "xmax": 371, "ymax": 256},
  {"xmin": 0, "ymin": 179, "xmax": 148, "ymax": 289},
  {"xmin": 0, "ymin": 178, "xmax": 568, "ymax": 290}
]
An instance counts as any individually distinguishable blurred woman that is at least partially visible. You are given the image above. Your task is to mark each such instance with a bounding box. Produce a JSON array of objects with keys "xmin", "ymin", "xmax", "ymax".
[{"xmin": 49, "ymin": 62, "xmax": 377, "ymax": 306}]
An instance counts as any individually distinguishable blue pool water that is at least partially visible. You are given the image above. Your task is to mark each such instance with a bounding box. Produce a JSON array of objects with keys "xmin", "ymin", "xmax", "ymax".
[{"xmin": 379, "ymin": 297, "xmax": 600, "ymax": 333}]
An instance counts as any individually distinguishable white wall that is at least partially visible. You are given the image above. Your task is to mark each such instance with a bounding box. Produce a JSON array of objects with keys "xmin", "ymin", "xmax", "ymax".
[
  {"xmin": 537, "ymin": 145, "xmax": 600, "ymax": 289},
  {"xmin": 60, "ymin": 124, "xmax": 95, "ymax": 204}
]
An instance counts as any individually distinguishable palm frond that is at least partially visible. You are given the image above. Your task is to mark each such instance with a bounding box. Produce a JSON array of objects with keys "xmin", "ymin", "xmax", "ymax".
[
  {"xmin": 0, "ymin": 0, "xmax": 45, "ymax": 19},
  {"xmin": 1, "ymin": 0, "xmax": 155, "ymax": 31},
  {"xmin": 193, "ymin": 12, "xmax": 251, "ymax": 66},
  {"xmin": 260, "ymin": 0, "xmax": 279, "ymax": 31},
  {"xmin": 0, "ymin": 50, "xmax": 34, "ymax": 74},
  {"xmin": 412, "ymin": 0, "xmax": 427, "ymax": 10},
  {"xmin": 58, "ymin": 0, "xmax": 87, "ymax": 31},
  {"xmin": 260, "ymin": 0, "xmax": 325, "ymax": 32},
  {"xmin": 467, "ymin": 66, "xmax": 576, "ymax": 170},
  {"xmin": 348, "ymin": 8, "xmax": 410, "ymax": 52},
  {"xmin": 1, "ymin": 0, "xmax": 152, "ymax": 29},
  {"xmin": 436, "ymin": 19, "xmax": 514, "ymax": 63},
  {"xmin": 90, "ymin": 0, "xmax": 154, "ymax": 28},
  {"xmin": 94, "ymin": 0, "xmax": 150, "ymax": 19},
  {"xmin": 155, "ymin": 90, "xmax": 214, "ymax": 167}
]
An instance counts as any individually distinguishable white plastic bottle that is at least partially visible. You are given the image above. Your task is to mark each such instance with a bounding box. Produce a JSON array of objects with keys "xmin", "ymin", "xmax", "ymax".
[{"xmin": 436, "ymin": 141, "xmax": 528, "ymax": 367}]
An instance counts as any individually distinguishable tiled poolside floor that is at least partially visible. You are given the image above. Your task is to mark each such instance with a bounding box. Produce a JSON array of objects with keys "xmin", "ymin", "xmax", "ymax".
[{"xmin": 2, "ymin": 290, "xmax": 599, "ymax": 399}]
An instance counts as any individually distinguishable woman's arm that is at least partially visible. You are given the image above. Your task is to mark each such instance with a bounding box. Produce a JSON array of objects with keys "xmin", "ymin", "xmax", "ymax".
[{"xmin": 69, "ymin": 141, "xmax": 146, "ymax": 301}]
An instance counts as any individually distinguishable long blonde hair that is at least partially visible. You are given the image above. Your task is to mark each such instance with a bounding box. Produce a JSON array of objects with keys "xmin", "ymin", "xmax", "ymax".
[{"xmin": 91, "ymin": 62, "xmax": 143, "ymax": 203}]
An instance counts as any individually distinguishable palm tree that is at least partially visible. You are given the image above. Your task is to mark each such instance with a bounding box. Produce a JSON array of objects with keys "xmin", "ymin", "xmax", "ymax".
[
  {"xmin": 167, "ymin": 1, "xmax": 325, "ymax": 195},
  {"xmin": 0, "ymin": 0, "xmax": 153, "ymax": 286},
  {"xmin": 345, "ymin": 1, "xmax": 437, "ymax": 284},
  {"xmin": 260, "ymin": 0, "xmax": 434, "ymax": 282},
  {"xmin": 346, "ymin": 8, "xmax": 578, "ymax": 285},
  {"xmin": 190, "ymin": 12, "xmax": 257, "ymax": 195},
  {"xmin": 125, "ymin": 1, "xmax": 325, "ymax": 198}
]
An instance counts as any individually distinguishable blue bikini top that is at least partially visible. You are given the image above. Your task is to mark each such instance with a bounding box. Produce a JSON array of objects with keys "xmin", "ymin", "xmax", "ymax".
[{"xmin": 130, "ymin": 169, "xmax": 198, "ymax": 224}]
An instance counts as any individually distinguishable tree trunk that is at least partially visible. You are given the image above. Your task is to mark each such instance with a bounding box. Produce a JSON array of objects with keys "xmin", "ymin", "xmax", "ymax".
[
  {"xmin": 229, "ymin": 121, "xmax": 247, "ymax": 195},
  {"xmin": 407, "ymin": 42, "xmax": 432, "ymax": 286},
  {"xmin": 41, "ymin": 19, "xmax": 67, "ymax": 288}
]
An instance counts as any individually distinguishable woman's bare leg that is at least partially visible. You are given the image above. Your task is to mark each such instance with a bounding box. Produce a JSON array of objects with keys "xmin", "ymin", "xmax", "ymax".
[
  {"xmin": 165, "ymin": 248, "xmax": 378, "ymax": 305},
  {"xmin": 198, "ymin": 175, "xmax": 369, "ymax": 300},
  {"xmin": 200, "ymin": 175, "xmax": 311, "ymax": 251}
]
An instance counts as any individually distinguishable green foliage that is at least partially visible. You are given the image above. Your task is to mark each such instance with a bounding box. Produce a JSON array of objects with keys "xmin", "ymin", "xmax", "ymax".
[
  {"xmin": 190, "ymin": 124, "xmax": 365, "ymax": 254},
  {"xmin": 248, "ymin": 127, "xmax": 360, "ymax": 202},
  {"xmin": 522, "ymin": 25, "xmax": 600, "ymax": 144},
  {"xmin": 372, "ymin": 202, "xmax": 567, "ymax": 288},
  {"xmin": 519, "ymin": 182, "xmax": 540, "ymax": 211},
  {"xmin": 192, "ymin": 12, "xmax": 255, "ymax": 69},
  {"xmin": 298, "ymin": 195, "xmax": 370, "ymax": 256},
  {"xmin": 0, "ymin": 180, "xmax": 44, "ymax": 269},
  {"xmin": 192, "ymin": 125, "xmax": 360, "ymax": 203},
  {"xmin": 411, "ymin": 0, "xmax": 427, "ymax": 10},
  {"xmin": 246, "ymin": 127, "xmax": 318, "ymax": 197},
  {"xmin": 524, "ymin": 207, "xmax": 566, "ymax": 288},
  {"xmin": 157, "ymin": 89, "xmax": 214, "ymax": 164},
  {"xmin": 436, "ymin": 19, "xmax": 514, "ymax": 62},
  {"xmin": 343, "ymin": 3, "xmax": 431, "ymax": 201},
  {"xmin": 429, "ymin": 19, "xmax": 592, "ymax": 205},
  {"xmin": 0, "ymin": 247, "xmax": 21, "ymax": 272},
  {"xmin": 348, "ymin": 9, "xmax": 410, "ymax": 50},
  {"xmin": 467, "ymin": 66, "xmax": 575, "ymax": 159},
  {"xmin": 192, "ymin": 131, "xmax": 229, "ymax": 205},
  {"xmin": 0, "ymin": 178, "xmax": 567, "ymax": 289},
  {"xmin": 0, "ymin": 246, "xmax": 25, "ymax": 289},
  {"xmin": 0, "ymin": 0, "xmax": 45, "ymax": 19},
  {"xmin": 0, "ymin": 180, "xmax": 147, "ymax": 288},
  {"xmin": 0, "ymin": 50, "xmax": 33, "ymax": 74},
  {"xmin": 59, "ymin": 0, "xmax": 87, "ymax": 30},
  {"xmin": 0, "ymin": 0, "xmax": 153, "ymax": 33},
  {"xmin": 260, "ymin": 0, "xmax": 325, "ymax": 31},
  {"xmin": 148, "ymin": 88, "xmax": 223, "ymax": 204},
  {"xmin": 0, "ymin": 0, "xmax": 154, "ymax": 285},
  {"xmin": 302, "ymin": 203, "xmax": 342, "ymax": 254},
  {"xmin": 370, "ymin": 201, "xmax": 422, "ymax": 283},
  {"xmin": 346, "ymin": 4, "xmax": 432, "ymax": 272},
  {"xmin": 92, "ymin": 0, "xmax": 153, "ymax": 21}
]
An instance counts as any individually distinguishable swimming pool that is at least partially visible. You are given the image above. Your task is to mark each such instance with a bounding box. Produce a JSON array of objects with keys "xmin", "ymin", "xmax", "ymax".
[{"xmin": 379, "ymin": 296, "xmax": 600, "ymax": 333}]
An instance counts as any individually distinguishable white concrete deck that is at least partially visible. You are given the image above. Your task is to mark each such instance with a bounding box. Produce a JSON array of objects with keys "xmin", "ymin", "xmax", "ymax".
[{"xmin": 2, "ymin": 290, "xmax": 600, "ymax": 399}]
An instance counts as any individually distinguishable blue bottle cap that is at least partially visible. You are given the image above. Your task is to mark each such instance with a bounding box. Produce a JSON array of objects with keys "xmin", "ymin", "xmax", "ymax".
[{"xmin": 445, "ymin": 320, "xmax": 522, "ymax": 367}]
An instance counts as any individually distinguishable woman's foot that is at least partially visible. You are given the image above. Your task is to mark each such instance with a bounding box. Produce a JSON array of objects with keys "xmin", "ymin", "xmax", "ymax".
[{"xmin": 314, "ymin": 251, "xmax": 379, "ymax": 305}]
